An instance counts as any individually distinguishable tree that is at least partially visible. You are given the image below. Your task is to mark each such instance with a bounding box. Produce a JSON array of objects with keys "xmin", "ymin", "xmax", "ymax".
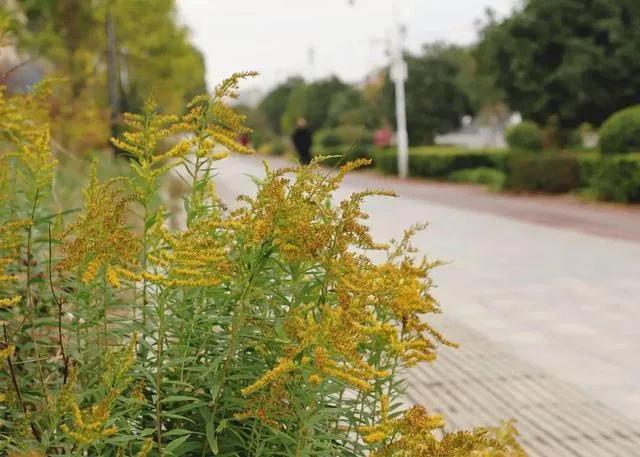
[
  {"xmin": 476, "ymin": 0, "xmax": 640, "ymax": 130},
  {"xmin": 257, "ymin": 76, "xmax": 303, "ymax": 134},
  {"xmin": 2, "ymin": 0, "xmax": 206, "ymax": 149},
  {"xmin": 282, "ymin": 76, "xmax": 350, "ymax": 132},
  {"xmin": 382, "ymin": 43, "xmax": 472, "ymax": 145},
  {"xmin": 325, "ymin": 86, "xmax": 381, "ymax": 128}
]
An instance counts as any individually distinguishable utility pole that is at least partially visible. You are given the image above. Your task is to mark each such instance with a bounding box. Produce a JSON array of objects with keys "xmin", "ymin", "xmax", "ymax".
[
  {"xmin": 390, "ymin": 23, "xmax": 409, "ymax": 178},
  {"xmin": 348, "ymin": 0, "xmax": 409, "ymax": 178}
]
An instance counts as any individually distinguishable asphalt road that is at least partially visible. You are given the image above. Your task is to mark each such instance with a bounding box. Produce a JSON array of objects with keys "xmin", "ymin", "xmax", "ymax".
[{"xmin": 211, "ymin": 154, "xmax": 640, "ymax": 455}]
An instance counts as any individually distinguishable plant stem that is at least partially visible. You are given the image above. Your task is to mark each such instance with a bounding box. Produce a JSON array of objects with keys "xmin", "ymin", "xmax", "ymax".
[
  {"xmin": 155, "ymin": 292, "xmax": 167, "ymax": 456},
  {"xmin": 48, "ymin": 222, "xmax": 69, "ymax": 383},
  {"xmin": 210, "ymin": 246, "xmax": 268, "ymax": 421},
  {"xmin": 26, "ymin": 189, "xmax": 47, "ymax": 396},
  {"xmin": 3, "ymin": 324, "xmax": 41, "ymax": 442}
]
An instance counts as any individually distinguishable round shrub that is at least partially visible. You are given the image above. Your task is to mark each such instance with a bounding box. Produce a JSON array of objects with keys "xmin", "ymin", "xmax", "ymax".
[
  {"xmin": 315, "ymin": 129, "xmax": 342, "ymax": 148},
  {"xmin": 506, "ymin": 121, "xmax": 543, "ymax": 152},
  {"xmin": 599, "ymin": 105, "xmax": 640, "ymax": 154},
  {"xmin": 315, "ymin": 126, "xmax": 373, "ymax": 149},
  {"xmin": 257, "ymin": 138, "xmax": 287, "ymax": 156}
]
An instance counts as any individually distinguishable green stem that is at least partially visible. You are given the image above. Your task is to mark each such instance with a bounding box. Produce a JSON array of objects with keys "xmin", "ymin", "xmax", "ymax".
[
  {"xmin": 210, "ymin": 246, "xmax": 269, "ymax": 420},
  {"xmin": 26, "ymin": 189, "xmax": 47, "ymax": 396},
  {"xmin": 155, "ymin": 292, "xmax": 167, "ymax": 456}
]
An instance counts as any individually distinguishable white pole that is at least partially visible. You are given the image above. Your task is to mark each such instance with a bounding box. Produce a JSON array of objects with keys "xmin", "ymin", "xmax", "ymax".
[
  {"xmin": 349, "ymin": 0, "xmax": 409, "ymax": 178},
  {"xmin": 392, "ymin": 59, "xmax": 409, "ymax": 178},
  {"xmin": 390, "ymin": 6, "xmax": 409, "ymax": 178}
]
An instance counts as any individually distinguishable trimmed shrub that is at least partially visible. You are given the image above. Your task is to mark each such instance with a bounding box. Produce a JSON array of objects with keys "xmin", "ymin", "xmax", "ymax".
[
  {"xmin": 576, "ymin": 153, "xmax": 602, "ymax": 186},
  {"xmin": 257, "ymin": 137, "xmax": 288, "ymax": 155},
  {"xmin": 315, "ymin": 125, "xmax": 373, "ymax": 149},
  {"xmin": 313, "ymin": 143, "xmax": 373, "ymax": 167},
  {"xmin": 505, "ymin": 153, "xmax": 581, "ymax": 193},
  {"xmin": 588, "ymin": 154, "xmax": 640, "ymax": 202},
  {"xmin": 599, "ymin": 105, "xmax": 640, "ymax": 154},
  {"xmin": 506, "ymin": 121, "xmax": 544, "ymax": 152},
  {"xmin": 448, "ymin": 167, "xmax": 506, "ymax": 190},
  {"xmin": 372, "ymin": 147, "xmax": 508, "ymax": 178}
]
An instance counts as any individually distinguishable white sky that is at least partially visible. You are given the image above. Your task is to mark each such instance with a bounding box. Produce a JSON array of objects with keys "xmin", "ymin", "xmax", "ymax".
[{"xmin": 177, "ymin": 0, "xmax": 518, "ymax": 93}]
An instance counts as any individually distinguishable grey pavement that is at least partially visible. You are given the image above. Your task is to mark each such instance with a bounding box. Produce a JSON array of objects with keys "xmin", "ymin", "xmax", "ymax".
[{"xmin": 211, "ymin": 154, "xmax": 640, "ymax": 455}]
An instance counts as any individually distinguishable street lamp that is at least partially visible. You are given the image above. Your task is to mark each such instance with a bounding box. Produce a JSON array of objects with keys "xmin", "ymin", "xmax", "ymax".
[
  {"xmin": 390, "ymin": 24, "xmax": 409, "ymax": 178},
  {"xmin": 348, "ymin": 0, "xmax": 409, "ymax": 178}
]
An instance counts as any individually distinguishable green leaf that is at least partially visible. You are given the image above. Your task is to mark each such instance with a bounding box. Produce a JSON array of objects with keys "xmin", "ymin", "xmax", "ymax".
[
  {"xmin": 206, "ymin": 415, "xmax": 219, "ymax": 455},
  {"xmin": 165, "ymin": 433, "xmax": 191, "ymax": 455}
]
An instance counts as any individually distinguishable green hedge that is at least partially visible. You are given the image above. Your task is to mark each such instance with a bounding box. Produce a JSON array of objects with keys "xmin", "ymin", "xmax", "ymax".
[
  {"xmin": 315, "ymin": 126, "xmax": 373, "ymax": 149},
  {"xmin": 588, "ymin": 154, "xmax": 640, "ymax": 203},
  {"xmin": 599, "ymin": 105, "xmax": 640, "ymax": 155},
  {"xmin": 505, "ymin": 121, "xmax": 543, "ymax": 152},
  {"xmin": 505, "ymin": 153, "xmax": 584, "ymax": 193},
  {"xmin": 373, "ymin": 146, "xmax": 640, "ymax": 203},
  {"xmin": 372, "ymin": 147, "xmax": 508, "ymax": 178},
  {"xmin": 505, "ymin": 152, "xmax": 640, "ymax": 202},
  {"xmin": 312, "ymin": 143, "xmax": 373, "ymax": 167},
  {"xmin": 448, "ymin": 167, "xmax": 506, "ymax": 190}
]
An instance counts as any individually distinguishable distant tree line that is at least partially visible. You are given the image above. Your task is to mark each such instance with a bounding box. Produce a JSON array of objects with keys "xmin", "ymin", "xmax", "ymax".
[
  {"xmin": 1, "ymin": 0, "xmax": 206, "ymax": 150},
  {"xmin": 252, "ymin": 0, "xmax": 640, "ymax": 148}
]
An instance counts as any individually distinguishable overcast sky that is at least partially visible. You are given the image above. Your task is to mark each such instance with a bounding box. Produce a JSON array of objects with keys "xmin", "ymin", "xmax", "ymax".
[{"xmin": 178, "ymin": 0, "xmax": 518, "ymax": 93}]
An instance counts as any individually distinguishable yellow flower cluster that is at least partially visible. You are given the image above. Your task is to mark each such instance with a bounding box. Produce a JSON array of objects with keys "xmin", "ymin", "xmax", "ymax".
[
  {"xmin": 144, "ymin": 211, "xmax": 233, "ymax": 288},
  {"xmin": 0, "ymin": 219, "xmax": 30, "ymax": 308},
  {"xmin": 238, "ymin": 161, "xmax": 433, "ymax": 402},
  {"xmin": 0, "ymin": 342, "xmax": 16, "ymax": 360},
  {"xmin": 0, "ymin": 82, "xmax": 57, "ymax": 190},
  {"xmin": 365, "ymin": 403, "xmax": 526, "ymax": 456},
  {"xmin": 59, "ymin": 164, "xmax": 140, "ymax": 287},
  {"xmin": 110, "ymin": 97, "xmax": 189, "ymax": 188},
  {"xmin": 59, "ymin": 337, "xmax": 137, "ymax": 446}
]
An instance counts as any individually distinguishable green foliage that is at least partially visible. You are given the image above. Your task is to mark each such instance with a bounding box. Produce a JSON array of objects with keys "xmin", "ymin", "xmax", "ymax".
[
  {"xmin": 3, "ymin": 0, "xmax": 206, "ymax": 149},
  {"xmin": 257, "ymin": 137, "xmax": 288, "ymax": 156},
  {"xmin": 448, "ymin": 167, "xmax": 506, "ymax": 190},
  {"xmin": 382, "ymin": 44, "xmax": 472, "ymax": 145},
  {"xmin": 325, "ymin": 87, "xmax": 381, "ymax": 128},
  {"xmin": 476, "ymin": 0, "xmax": 640, "ymax": 129},
  {"xmin": 257, "ymin": 77, "xmax": 304, "ymax": 135},
  {"xmin": 312, "ymin": 143, "xmax": 373, "ymax": 167},
  {"xmin": 0, "ymin": 78, "xmax": 526, "ymax": 456},
  {"xmin": 282, "ymin": 76, "xmax": 350, "ymax": 132},
  {"xmin": 505, "ymin": 153, "xmax": 583, "ymax": 193},
  {"xmin": 599, "ymin": 105, "xmax": 640, "ymax": 154},
  {"xmin": 587, "ymin": 154, "xmax": 640, "ymax": 202},
  {"xmin": 506, "ymin": 121, "xmax": 544, "ymax": 152},
  {"xmin": 235, "ymin": 104, "xmax": 273, "ymax": 148},
  {"xmin": 315, "ymin": 125, "xmax": 373, "ymax": 149},
  {"xmin": 373, "ymin": 147, "xmax": 507, "ymax": 178}
]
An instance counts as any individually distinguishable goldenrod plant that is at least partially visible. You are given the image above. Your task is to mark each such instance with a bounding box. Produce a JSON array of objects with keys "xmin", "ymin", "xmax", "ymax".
[{"xmin": 0, "ymin": 73, "xmax": 526, "ymax": 456}]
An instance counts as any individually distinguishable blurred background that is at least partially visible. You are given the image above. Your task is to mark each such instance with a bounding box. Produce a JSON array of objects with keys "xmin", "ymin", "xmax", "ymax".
[{"xmin": 2, "ymin": 1, "xmax": 640, "ymax": 455}]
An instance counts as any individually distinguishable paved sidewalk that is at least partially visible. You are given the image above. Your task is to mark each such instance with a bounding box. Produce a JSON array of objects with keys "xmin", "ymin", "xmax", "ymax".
[{"xmin": 407, "ymin": 316, "xmax": 640, "ymax": 457}]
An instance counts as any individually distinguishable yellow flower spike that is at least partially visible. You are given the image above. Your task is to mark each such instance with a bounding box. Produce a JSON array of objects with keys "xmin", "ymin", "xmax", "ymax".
[
  {"xmin": 105, "ymin": 267, "xmax": 120, "ymax": 288},
  {"xmin": 0, "ymin": 344, "xmax": 15, "ymax": 360},
  {"xmin": 242, "ymin": 358, "xmax": 297, "ymax": 396},
  {"xmin": 136, "ymin": 439, "xmax": 154, "ymax": 457},
  {"xmin": 363, "ymin": 431, "xmax": 388, "ymax": 444},
  {"xmin": 61, "ymin": 164, "xmax": 140, "ymax": 286},
  {"xmin": 0, "ymin": 296, "xmax": 21, "ymax": 308}
]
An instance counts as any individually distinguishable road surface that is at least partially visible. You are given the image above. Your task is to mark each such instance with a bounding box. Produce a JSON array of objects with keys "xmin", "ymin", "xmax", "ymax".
[{"xmin": 210, "ymin": 154, "xmax": 640, "ymax": 456}]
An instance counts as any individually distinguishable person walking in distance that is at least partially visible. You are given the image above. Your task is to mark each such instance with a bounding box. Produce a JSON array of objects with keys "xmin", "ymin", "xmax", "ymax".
[{"xmin": 291, "ymin": 117, "xmax": 313, "ymax": 165}]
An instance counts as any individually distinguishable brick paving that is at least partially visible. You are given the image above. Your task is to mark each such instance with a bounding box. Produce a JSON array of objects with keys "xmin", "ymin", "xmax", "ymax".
[{"xmin": 406, "ymin": 316, "xmax": 640, "ymax": 456}]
